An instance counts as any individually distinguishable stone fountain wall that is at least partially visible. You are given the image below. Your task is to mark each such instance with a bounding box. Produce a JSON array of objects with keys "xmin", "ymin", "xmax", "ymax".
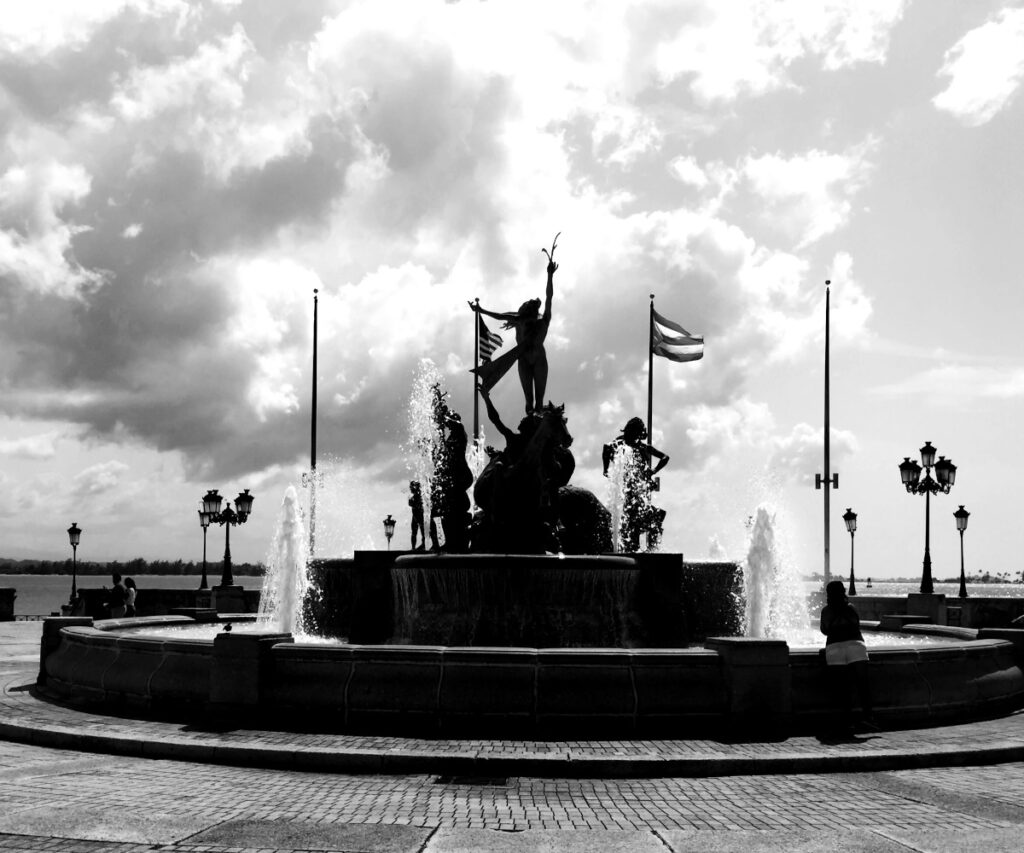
[{"xmin": 302, "ymin": 551, "xmax": 742, "ymax": 647}]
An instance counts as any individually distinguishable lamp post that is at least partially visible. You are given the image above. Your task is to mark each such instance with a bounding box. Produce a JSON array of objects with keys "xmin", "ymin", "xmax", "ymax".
[
  {"xmin": 201, "ymin": 488, "xmax": 254, "ymax": 587},
  {"xmin": 67, "ymin": 522, "xmax": 82, "ymax": 604},
  {"xmin": 198, "ymin": 507, "xmax": 211, "ymax": 590},
  {"xmin": 954, "ymin": 504, "xmax": 970, "ymax": 599},
  {"xmin": 899, "ymin": 441, "xmax": 956, "ymax": 594},
  {"xmin": 842, "ymin": 508, "xmax": 857, "ymax": 596},
  {"xmin": 383, "ymin": 514, "xmax": 396, "ymax": 550}
]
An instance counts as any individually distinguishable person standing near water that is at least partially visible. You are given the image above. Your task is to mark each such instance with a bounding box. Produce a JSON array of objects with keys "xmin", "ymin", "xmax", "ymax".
[
  {"xmin": 106, "ymin": 573, "xmax": 127, "ymax": 618},
  {"xmin": 820, "ymin": 580, "xmax": 877, "ymax": 732},
  {"xmin": 124, "ymin": 577, "xmax": 137, "ymax": 617}
]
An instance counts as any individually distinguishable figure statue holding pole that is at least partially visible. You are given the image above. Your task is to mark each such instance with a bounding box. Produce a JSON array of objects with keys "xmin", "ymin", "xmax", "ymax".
[{"xmin": 469, "ymin": 233, "xmax": 559, "ymax": 414}]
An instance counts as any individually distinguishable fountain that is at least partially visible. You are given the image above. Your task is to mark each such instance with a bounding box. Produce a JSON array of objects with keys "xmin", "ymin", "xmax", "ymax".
[{"xmin": 34, "ymin": 240, "xmax": 1024, "ymax": 736}]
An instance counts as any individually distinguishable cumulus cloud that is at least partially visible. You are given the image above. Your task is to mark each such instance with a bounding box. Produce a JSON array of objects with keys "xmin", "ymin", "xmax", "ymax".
[
  {"xmin": 72, "ymin": 460, "xmax": 129, "ymax": 496},
  {"xmin": 0, "ymin": 431, "xmax": 60, "ymax": 459},
  {"xmin": 735, "ymin": 140, "xmax": 877, "ymax": 248},
  {"xmin": 768, "ymin": 423, "xmax": 859, "ymax": 485},
  {"xmin": 934, "ymin": 7, "xmax": 1024, "ymax": 127},
  {"xmin": 0, "ymin": 0, "xmax": 881, "ymax": 500},
  {"xmin": 652, "ymin": 0, "xmax": 907, "ymax": 102},
  {"xmin": 872, "ymin": 363, "xmax": 1024, "ymax": 400}
]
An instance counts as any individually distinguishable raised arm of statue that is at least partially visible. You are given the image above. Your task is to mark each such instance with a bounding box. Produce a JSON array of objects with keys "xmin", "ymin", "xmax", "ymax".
[
  {"xmin": 541, "ymin": 232, "xmax": 559, "ymax": 323},
  {"xmin": 469, "ymin": 301, "xmax": 519, "ymax": 324}
]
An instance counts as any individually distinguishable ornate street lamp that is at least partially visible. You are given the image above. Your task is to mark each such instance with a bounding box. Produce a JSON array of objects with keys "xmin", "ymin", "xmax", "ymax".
[
  {"xmin": 842, "ymin": 508, "xmax": 857, "ymax": 596},
  {"xmin": 954, "ymin": 504, "xmax": 970, "ymax": 599},
  {"xmin": 383, "ymin": 514, "xmax": 396, "ymax": 550},
  {"xmin": 67, "ymin": 522, "xmax": 82, "ymax": 604},
  {"xmin": 899, "ymin": 441, "xmax": 956, "ymax": 594},
  {"xmin": 198, "ymin": 506, "xmax": 211, "ymax": 590},
  {"xmin": 201, "ymin": 488, "xmax": 254, "ymax": 587}
]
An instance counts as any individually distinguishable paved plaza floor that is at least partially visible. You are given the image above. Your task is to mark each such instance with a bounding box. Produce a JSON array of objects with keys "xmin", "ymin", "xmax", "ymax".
[{"xmin": 3, "ymin": 621, "xmax": 1024, "ymax": 851}]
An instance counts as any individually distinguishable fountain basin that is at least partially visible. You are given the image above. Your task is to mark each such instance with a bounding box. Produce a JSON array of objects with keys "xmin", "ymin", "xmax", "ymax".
[{"xmin": 39, "ymin": 616, "xmax": 1024, "ymax": 735}]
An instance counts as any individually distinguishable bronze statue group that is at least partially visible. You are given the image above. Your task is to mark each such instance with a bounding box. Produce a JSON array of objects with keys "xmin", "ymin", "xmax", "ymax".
[{"xmin": 409, "ymin": 235, "xmax": 669, "ymax": 555}]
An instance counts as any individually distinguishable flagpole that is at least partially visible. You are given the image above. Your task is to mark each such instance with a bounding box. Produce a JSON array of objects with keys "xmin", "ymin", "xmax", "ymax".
[
  {"xmin": 309, "ymin": 287, "xmax": 318, "ymax": 556},
  {"xmin": 823, "ymin": 282, "xmax": 830, "ymax": 586},
  {"xmin": 647, "ymin": 293, "xmax": 655, "ymax": 474},
  {"xmin": 815, "ymin": 280, "xmax": 837, "ymax": 587},
  {"xmin": 473, "ymin": 298, "xmax": 480, "ymax": 442}
]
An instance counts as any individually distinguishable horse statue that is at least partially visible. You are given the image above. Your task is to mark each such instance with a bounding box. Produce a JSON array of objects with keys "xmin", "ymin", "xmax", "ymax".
[{"xmin": 472, "ymin": 401, "xmax": 575, "ymax": 553}]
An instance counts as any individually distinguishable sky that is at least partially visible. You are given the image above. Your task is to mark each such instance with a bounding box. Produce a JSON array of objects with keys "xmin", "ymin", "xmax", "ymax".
[{"xmin": 1, "ymin": 0, "xmax": 1023, "ymax": 582}]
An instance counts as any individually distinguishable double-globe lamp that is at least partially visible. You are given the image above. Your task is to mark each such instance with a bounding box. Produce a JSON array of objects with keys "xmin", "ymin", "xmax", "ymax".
[
  {"xmin": 899, "ymin": 441, "xmax": 956, "ymax": 594},
  {"xmin": 200, "ymin": 488, "xmax": 254, "ymax": 587}
]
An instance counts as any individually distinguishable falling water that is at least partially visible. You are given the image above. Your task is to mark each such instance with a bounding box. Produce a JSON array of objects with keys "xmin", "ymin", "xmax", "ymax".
[
  {"xmin": 258, "ymin": 486, "xmax": 310, "ymax": 635},
  {"xmin": 605, "ymin": 444, "xmax": 631, "ymax": 553},
  {"xmin": 743, "ymin": 505, "xmax": 813, "ymax": 642}
]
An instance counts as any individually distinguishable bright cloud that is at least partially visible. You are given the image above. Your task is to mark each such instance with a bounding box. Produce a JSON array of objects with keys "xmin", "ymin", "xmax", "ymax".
[
  {"xmin": 0, "ymin": 432, "xmax": 60, "ymax": 459},
  {"xmin": 739, "ymin": 141, "xmax": 876, "ymax": 247},
  {"xmin": 653, "ymin": 0, "xmax": 907, "ymax": 102},
  {"xmin": 934, "ymin": 7, "xmax": 1024, "ymax": 127},
  {"xmin": 72, "ymin": 460, "xmax": 129, "ymax": 496},
  {"xmin": 873, "ymin": 363, "xmax": 1024, "ymax": 400}
]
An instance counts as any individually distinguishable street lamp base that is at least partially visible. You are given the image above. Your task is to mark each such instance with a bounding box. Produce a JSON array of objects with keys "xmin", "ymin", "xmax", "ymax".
[{"xmin": 211, "ymin": 584, "xmax": 247, "ymax": 615}]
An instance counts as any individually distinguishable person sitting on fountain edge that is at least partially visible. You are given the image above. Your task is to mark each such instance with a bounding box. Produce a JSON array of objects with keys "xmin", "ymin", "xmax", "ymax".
[{"xmin": 469, "ymin": 234, "xmax": 559, "ymax": 414}]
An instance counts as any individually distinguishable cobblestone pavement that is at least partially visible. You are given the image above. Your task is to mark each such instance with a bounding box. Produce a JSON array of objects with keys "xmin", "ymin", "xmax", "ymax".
[
  {"xmin": 0, "ymin": 738, "xmax": 1023, "ymax": 851},
  {"xmin": 3, "ymin": 623, "xmax": 1024, "ymax": 850}
]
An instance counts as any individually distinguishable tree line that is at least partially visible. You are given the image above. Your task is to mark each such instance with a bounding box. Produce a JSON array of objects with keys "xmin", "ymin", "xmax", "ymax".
[{"xmin": 0, "ymin": 557, "xmax": 265, "ymax": 576}]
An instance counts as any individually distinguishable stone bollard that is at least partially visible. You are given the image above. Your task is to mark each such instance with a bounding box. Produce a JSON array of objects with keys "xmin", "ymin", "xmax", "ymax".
[
  {"xmin": 38, "ymin": 616, "xmax": 93, "ymax": 685},
  {"xmin": 704, "ymin": 637, "xmax": 791, "ymax": 733},
  {"xmin": 210, "ymin": 631, "xmax": 293, "ymax": 708}
]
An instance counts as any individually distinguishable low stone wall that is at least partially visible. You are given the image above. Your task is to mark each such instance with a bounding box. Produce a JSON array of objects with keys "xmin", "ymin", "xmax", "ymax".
[
  {"xmin": 72, "ymin": 586, "xmax": 260, "ymax": 619},
  {"xmin": 38, "ymin": 616, "xmax": 1024, "ymax": 736},
  {"xmin": 806, "ymin": 592, "xmax": 1024, "ymax": 630}
]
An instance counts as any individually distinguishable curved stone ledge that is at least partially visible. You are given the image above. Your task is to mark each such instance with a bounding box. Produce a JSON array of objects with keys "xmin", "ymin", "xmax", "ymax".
[{"xmin": 38, "ymin": 617, "xmax": 1024, "ymax": 735}]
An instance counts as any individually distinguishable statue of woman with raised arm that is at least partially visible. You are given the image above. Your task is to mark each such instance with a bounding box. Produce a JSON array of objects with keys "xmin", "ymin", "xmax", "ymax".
[{"xmin": 470, "ymin": 234, "xmax": 559, "ymax": 414}]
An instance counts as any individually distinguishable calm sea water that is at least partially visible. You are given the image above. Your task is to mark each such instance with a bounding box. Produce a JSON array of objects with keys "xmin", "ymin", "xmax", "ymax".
[
  {"xmin": 0, "ymin": 574, "xmax": 265, "ymax": 617},
  {"xmin": 806, "ymin": 581, "xmax": 1023, "ymax": 599}
]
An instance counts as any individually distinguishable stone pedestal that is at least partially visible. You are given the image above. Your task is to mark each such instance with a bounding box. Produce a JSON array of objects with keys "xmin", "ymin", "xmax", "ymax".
[
  {"xmin": 704, "ymin": 637, "xmax": 791, "ymax": 731},
  {"xmin": 210, "ymin": 631, "xmax": 292, "ymax": 706},
  {"xmin": 212, "ymin": 584, "xmax": 247, "ymax": 614},
  {"xmin": 907, "ymin": 593, "xmax": 947, "ymax": 626}
]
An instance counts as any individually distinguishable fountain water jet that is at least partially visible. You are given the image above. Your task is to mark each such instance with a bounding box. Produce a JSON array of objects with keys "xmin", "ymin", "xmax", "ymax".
[
  {"xmin": 743, "ymin": 506, "xmax": 812, "ymax": 642},
  {"xmin": 257, "ymin": 486, "xmax": 311, "ymax": 635}
]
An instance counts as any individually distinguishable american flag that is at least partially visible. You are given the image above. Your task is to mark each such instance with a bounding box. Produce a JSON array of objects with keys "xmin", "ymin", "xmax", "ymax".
[{"xmin": 478, "ymin": 316, "xmax": 503, "ymax": 362}]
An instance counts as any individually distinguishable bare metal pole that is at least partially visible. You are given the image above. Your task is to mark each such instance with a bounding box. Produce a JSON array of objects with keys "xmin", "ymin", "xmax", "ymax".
[
  {"xmin": 473, "ymin": 298, "xmax": 480, "ymax": 442},
  {"xmin": 309, "ymin": 287, "xmax": 318, "ymax": 556},
  {"xmin": 816, "ymin": 281, "xmax": 837, "ymax": 586},
  {"xmin": 647, "ymin": 294, "xmax": 655, "ymax": 475}
]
